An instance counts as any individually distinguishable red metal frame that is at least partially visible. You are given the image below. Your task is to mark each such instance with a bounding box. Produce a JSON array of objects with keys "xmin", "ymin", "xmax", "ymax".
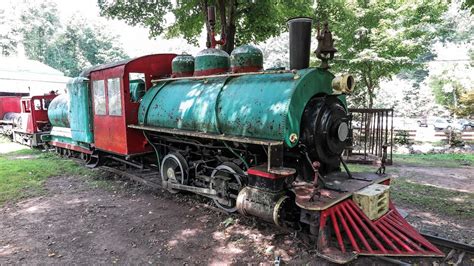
[
  {"xmin": 89, "ymin": 54, "xmax": 176, "ymax": 156},
  {"xmin": 0, "ymin": 96, "xmax": 21, "ymax": 118},
  {"xmin": 17, "ymin": 94, "xmax": 56, "ymax": 134},
  {"xmin": 50, "ymin": 141, "xmax": 93, "ymax": 154},
  {"xmin": 316, "ymin": 199, "xmax": 444, "ymax": 263},
  {"xmin": 0, "ymin": 96, "xmax": 21, "ymax": 120},
  {"xmin": 248, "ymin": 166, "xmax": 287, "ymax": 180}
]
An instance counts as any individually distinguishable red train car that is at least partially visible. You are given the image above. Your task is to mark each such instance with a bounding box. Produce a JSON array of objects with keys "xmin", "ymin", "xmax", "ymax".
[
  {"xmin": 0, "ymin": 93, "xmax": 57, "ymax": 146},
  {"xmin": 84, "ymin": 54, "xmax": 176, "ymax": 156}
]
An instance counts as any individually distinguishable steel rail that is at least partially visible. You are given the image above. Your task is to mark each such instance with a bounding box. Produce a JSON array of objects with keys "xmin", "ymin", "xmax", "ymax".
[{"xmin": 421, "ymin": 233, "xmax": 474, "ymax": 253}]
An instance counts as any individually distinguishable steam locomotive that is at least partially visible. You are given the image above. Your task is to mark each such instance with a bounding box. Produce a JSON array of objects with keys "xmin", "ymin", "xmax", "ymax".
[{"xmin": 0, "ymin": 16, "xmax": 444, "ymax": 263}]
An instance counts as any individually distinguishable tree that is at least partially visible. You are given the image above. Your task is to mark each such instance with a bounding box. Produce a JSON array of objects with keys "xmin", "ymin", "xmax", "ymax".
[
  {"xmin": 46, "ymin": 17, "xmax": 129, "ymax": 76},
  {"xmin": 313, "ymin": 0, "xmax": 448, "ymax": 108},
  {"xmin": 19, "ymin": 1, "xmax": 60, "ymax": 62},
  {"xmin": 429, "ymin": 62, "xmax": 473, "ymax": 117},
  {"xmin": 98, "ymin": 0, "xmax": 313, "ymax": 54},
  {"xmin": 0, "ymin": 0, "xmax": 128, "ymax": 77},
  {"xmin": 457, "ymin": 91, "xmax": 474, "ymax": 117},
  {"xmin": 0, "ymin": 7, "xmax": 21, "ymax": 56}
]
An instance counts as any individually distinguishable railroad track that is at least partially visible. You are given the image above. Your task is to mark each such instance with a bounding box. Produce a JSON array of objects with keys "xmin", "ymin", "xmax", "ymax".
[
  {"xmin": 100, "ymin": 165, "xmax": 474, "ymax": 265},
  {"xmin": 421, "ymin": 233, "xmax": 474, "ymax": 254},
  {"xmin": 376, "ymin": 234, "xmax": 473, "ymax": 265}
]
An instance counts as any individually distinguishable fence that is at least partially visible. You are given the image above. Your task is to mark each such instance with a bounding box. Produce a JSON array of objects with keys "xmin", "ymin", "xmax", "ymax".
[
  {"xmin": 344, "ymin": 108, "xmax": 394, "ymax": 165},
  {"xmin": 394, "ymin": 129, "xmax": 474, "ymax": 143}
]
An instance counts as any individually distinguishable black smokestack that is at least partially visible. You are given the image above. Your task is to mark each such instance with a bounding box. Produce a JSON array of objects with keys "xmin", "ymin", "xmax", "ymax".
[{"xmin": 287, "ymin": 17, "xmax": 313, "ymax": 70}]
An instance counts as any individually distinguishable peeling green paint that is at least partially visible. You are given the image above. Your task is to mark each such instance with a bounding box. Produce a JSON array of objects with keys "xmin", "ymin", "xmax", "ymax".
[{"xmin": 139, "ymin": 68, "xmax": 344, "ymax": 147}]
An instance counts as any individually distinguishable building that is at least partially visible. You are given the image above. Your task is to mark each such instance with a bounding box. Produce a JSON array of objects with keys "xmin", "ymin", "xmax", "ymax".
[{"xmin": 0, "ymin": 57, "xmax": 70, "ymax": 96}]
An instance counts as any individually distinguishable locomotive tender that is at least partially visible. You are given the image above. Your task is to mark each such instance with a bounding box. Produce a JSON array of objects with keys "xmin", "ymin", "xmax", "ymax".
[{"xmin": 29, "ymin": 16, "xmax": 444, "ymax": 263}]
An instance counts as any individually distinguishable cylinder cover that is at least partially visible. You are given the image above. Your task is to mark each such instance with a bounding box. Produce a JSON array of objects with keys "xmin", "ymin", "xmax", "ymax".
[{"xmin": 236, "ymin": 186, "xmax": 288, "ymax": 226}]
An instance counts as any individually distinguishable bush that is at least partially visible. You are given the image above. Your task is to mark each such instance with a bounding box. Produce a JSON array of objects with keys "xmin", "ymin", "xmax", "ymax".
[
  {"xmin": 445, "ymin": 129, "xmax": 464, "ymax": 147},
  {"xmin": 395, "ymin": 130, "xmax": 411, "ymax": 145}
]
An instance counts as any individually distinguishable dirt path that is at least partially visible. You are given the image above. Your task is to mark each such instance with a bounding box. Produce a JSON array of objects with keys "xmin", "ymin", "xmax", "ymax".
[
  {"xmin": 388, "ymin": 164, "xmax": 474, "ymax": 244},
  {"xmin": 0, "ymin": 142, "xmax": 27, "ymax": 154},
  {"xmin": 0, "ymin": 160, "xmax": 472, "ymax": 264},
  {"xmin": 0, "ymin": 175, "xmax": 321, "ymax": 265},
  {"xmin": 392, "ymin": 165, "xmax": 474, "ymax": 193}
]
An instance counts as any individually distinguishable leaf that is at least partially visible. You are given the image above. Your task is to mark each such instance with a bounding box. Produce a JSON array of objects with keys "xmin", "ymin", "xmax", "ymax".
[{"xmin": 221, "ymin": 217, "xmax": 235, "ymax": 228}]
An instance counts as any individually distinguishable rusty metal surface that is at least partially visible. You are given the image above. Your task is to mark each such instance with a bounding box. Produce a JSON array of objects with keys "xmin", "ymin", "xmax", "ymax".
[
  {"xmin": 294, "ymin": 173, "xmax": 389, "ymax": 210},
  {"xmin": 315, "ymin": 199, "xmax": 444, "ymax": 263},
  {"xmin": 67, "ymin": 77, "xmax": 94, "ymax": 144},
  {"xmin": 194, "ymin": 48, "xmax": 230, "ymax": 76},
  {"xmin": 230, "ymin": 45, "xmax": 263, "ymax": 73},
  {"xmin": 140, "ymin": 68, "xmax": 338, "ymax": 148},
  {"xmin": 236, "ymin": 186, "xmax": 287, "ymax": 225},
  {"xmin": 47, "ymin": 94, "xmax": 70, "ymax": 128},
  {"xmin": 128, "ymin": 124, "xmax": 283, "ymax": 146},
  {"xmin": 172, "ymin": 53, "xmax": 194, "ymax": 77},
  {"xmin": 151, "ymin": 69, "xmax": 290, "ymax": 83}
]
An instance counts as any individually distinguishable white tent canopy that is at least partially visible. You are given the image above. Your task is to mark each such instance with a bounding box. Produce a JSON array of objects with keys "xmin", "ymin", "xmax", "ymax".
[{"xmin": 0, "ymin": 57, "xmax": 70, "ymax": 96}]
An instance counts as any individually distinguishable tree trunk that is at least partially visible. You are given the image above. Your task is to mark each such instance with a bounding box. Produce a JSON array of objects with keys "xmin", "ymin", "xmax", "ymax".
[
  {"xmin": 212, "ymin": 0, "xmax": 237, "ymax": 54},
  {"xmin": 368, "ymin": 86, "xmax": 374, "ymax": 109},
  {"xmin": 200, "ymin": 0, "xmax": 211, "ymax": 47},
  {"xmin": 223, "ymin": 23, "xmax": 236, "ymax": 54},
  {"xmin": 362, "ymin": 64, "xmax": 375, "ymax": 109}
]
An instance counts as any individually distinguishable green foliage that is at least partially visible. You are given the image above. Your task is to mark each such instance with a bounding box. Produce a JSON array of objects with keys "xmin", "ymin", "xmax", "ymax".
[
  {"xmin": 394, "ymin": 130, "xmax": 411, "ymax": 145},
  {"xmin": 45, "ymin": 18, "xmax": 129, "ymax": 77},
  {"xmin": 98, "ymin": 0, "xmax": 172, "ymax": 38},
  {"xmin": 0, "ymin": 8, "xmax": 20, "ymax": 56},
  {"xmin": 98, "ymin": 0, "xmax": 313, "ymax": 53},
  {"xmin": 429, "ymin": 69, "xmax": 471, "ymax": 116},
  {"xmin": 347, "ymin": 163, "xmax": 377, "ymax": 173},
  {"xmin": 439, "ymin": 0, "xmax": 474, "ymax": 43},
  {"xmin": 1, "ymin": 1, "xmax": 128, "ymax": 77},
  {"xmin": 0, "ymin": 149, "xmax": 93, "ymax": 206},
  {"xmin": 221, "ymin": 217, "xmax": 236, "ymax": 228},
  {"xmin": 457, "ymin": 91, "xmax": 474, "ymax": 117},
  {"xmin": 445, "ymin": 129, "xmax": 464, "ymax": 147},
  {"xmin": 315, "ymin": 0, "xmax": 448, "ymax": 108},
  {"xmin": 19, "ymin": 1, "xmax": 60, "ymax": 62}
]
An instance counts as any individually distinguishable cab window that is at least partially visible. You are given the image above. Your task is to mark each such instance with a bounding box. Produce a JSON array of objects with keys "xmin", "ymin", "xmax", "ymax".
[
  {"xmin": 42, "ymin": 99, "xmax": 52, "ymax": 110},
  {"xmin": 93, "ymin": 80, "xmax": 106, "ymax": 115},
  {"xmin": 34, "ymin": 99, "xmax": 42, "ymax": 111},
  {"xmin": 107, "ymin": 78, "xmax": 122, "ymax": 116}
]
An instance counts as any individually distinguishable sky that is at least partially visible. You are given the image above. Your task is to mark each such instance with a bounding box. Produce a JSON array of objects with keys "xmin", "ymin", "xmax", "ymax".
[{"xmin": 53, "ymin": 0, "xmax": 203, "ymax": 56}]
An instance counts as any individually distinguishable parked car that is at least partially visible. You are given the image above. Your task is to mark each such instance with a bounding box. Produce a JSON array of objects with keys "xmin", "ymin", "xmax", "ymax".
[
  {"xmin": 417, "ymin": 117, "xmax": 428, "ymax": 127},
  {"xmin": 433, "ymin": 118, "xmax": 452, "ymax": 130},
  {"xmin": 453, "ymin": 119, "xmax": 474, "ymax": 131}
]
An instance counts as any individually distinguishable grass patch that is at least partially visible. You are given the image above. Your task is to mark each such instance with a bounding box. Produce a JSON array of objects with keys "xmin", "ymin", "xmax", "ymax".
[
  {"xmin": 347, "ymin": 163, "xmax": 377, "ymax": 173},
  {"xmin": 393, "ymin": 153, "xmax": 474, "ymax": 168},
  {"xmin": 391, "ymin": 177, "xmax": 473, "ymax": 219},
  {"xmin": 0, "ymin": 149, "xmax": 94, "ymax": 206}
]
